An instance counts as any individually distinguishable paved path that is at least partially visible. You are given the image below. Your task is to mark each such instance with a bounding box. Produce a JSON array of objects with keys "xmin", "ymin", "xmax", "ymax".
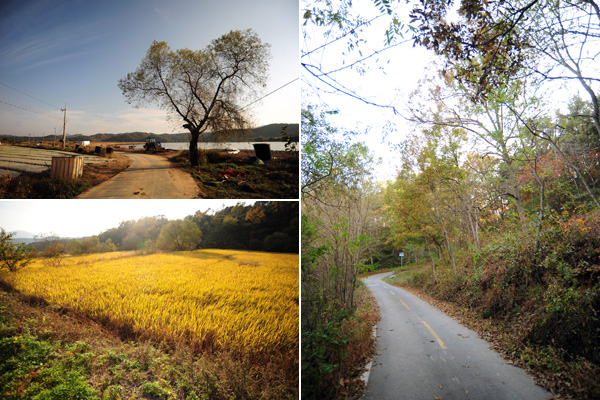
[
  {"xmin": 362, "ymin": 272, "xmax": 553, "ymax": 400},
  {"xmin": 77, "ymin": 152, "xmax": 200, "ymax": 199}
]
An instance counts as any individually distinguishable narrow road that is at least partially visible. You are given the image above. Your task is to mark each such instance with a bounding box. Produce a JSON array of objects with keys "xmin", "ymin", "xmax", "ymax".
[
  {"xmin": 77, "ymin": 152, "xmax": 200, "ymax": 199},
  {"xmin": 362, "ymin": 272, "xmax": 553, "ymax": 400}
]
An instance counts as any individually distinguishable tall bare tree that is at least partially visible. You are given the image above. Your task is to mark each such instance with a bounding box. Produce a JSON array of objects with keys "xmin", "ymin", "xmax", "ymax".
[{"xmin": 119, "ymin": 29, "xmax": 271, "ymax": 166}]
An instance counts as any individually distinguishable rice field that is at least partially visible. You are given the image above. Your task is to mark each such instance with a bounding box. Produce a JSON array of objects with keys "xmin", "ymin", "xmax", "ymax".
[{"xmin": 1, "ymin": 249, "xmax": 298, "ymax": 357}]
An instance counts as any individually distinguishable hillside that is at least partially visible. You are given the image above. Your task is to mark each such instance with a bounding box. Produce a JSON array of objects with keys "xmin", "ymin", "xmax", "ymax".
[
  {"xmin": 8, "ymin": 230, "xmax": 35, "ymax": 239},
  {"xmin": 1, "ymin": 123, "xmax": 299, "ymax": 143}
]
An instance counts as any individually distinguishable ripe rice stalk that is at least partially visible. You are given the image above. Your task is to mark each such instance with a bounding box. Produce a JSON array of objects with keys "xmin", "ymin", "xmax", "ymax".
[{"xmin": 3, "ymin": 249, "xmax": 298, "ymax": 358}]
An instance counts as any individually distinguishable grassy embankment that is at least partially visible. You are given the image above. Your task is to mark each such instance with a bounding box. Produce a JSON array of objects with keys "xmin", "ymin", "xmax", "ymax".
[
  {"xmin": 169, "ymin": 150, "xmax": 298, "ymax": 199},
  {"xmin": 0, "ymin": 249, "xmax": 299, "ymax": 399},
  {"xmin": 383, "ymin": 210, "xmax": 600, "ymax": 399}
]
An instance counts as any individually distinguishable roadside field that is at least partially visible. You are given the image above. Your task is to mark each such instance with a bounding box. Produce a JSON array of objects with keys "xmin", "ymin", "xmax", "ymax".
[
  {"xmin": 0, "ymin": 145, "xmax": 110, "ymax": 176},
  {"xmin": 1, "ymin": 249, "xmax": 298, "ymax": 358}
]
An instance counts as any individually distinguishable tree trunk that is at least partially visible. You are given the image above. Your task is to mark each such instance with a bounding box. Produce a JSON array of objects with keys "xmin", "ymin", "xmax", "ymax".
[
  {"xmin": 510, "ymin": 183, "xmax": 528, "ymax": 233},
  {"xmin": 189, "ymin": 131, "xmax": 200, "ymax": 167},
  {"xmin": 429, "ymin": 247, "xmax": 438, "ymax": 284}
]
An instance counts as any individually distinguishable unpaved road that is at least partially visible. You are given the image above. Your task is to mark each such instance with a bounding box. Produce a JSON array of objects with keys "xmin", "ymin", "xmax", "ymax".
[
  {"xmin": 362, "ymin": 272, "xmax": 553, "ymax": 400},
  {"xmin": 77, "ymin": 152, "xmax": 200, "ymax": 199}
]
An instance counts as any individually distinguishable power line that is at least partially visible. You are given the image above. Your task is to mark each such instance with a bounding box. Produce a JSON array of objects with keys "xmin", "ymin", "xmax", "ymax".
[
  {"xmin": 0, "ymin": 96, "xmax": 62, "ymax": 120},
  {"xmin": 240, "ymin": 77, "xmax": 299, "ymax": 110},
  {"xmin": 0, "ymin": 81, "xmax": 60, "ymax": 110}
]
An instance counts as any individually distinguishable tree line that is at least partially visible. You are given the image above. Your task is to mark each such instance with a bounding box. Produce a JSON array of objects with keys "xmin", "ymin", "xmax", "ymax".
[{"xmin": 0, "ymin": 202, "xmax": 298, "ymax": 272}]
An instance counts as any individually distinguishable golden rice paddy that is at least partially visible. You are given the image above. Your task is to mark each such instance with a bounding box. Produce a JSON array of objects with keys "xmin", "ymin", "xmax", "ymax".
[{"xmin": 2, "ymin": 249, "xmax": 298, "ymax": 356}]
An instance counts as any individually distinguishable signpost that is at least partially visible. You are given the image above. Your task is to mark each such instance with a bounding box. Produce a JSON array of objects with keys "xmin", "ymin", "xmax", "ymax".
[{"xmin": 399, "ymin": 252, "xmax": 404, "ymax": 268}]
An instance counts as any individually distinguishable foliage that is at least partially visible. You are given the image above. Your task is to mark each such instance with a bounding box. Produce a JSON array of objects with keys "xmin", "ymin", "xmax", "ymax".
[
  {"xmin": 301, "ymin": 106, "xmax": 381, "ymax": 399},
  {"xmin": 41, "ymin": 243, "xmax": 66, "ymax": 268},
  {"xmin": 409, "ymin": 0, "xmax": 600, "ymax": 136},
  {"xmin": 0, "ymin": 229, "xmax": 32, "ymax": 272},
  {"xmin": 188, "ymin": 201, "xmax": 298, "ymax": 253},
  {"xmin": 156, "ymin": 220, "xmax": 202, "ymax": 252},
  {"xmin": 118, "ymin": 29, "xmax": 271, "ymax": 166},
  {"xmin": 301, "ymin": 281, "xmax": 378, "ymax": 400},
  {"xmin": 0, "ymin": 334, "xmax": 98, "ymax": 400},
  {"xmin": 302, "ymin": 0, "xmax": 406, "ymax": 111},
  {"xmin": 67, "ymin": 236, "xmax": 117, "ymax": 255},
  {"xmin": 2, "ymin": 250, "xmax": 298, "ymax": 358},
  {"xmin": 94, "ymin": 202, "xmax": 298, "ymax": 254}
]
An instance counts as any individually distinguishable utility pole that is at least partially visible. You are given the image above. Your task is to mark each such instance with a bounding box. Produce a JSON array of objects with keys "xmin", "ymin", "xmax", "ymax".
[
  {"xmin": 53, "ymin": 127, "xmax": 56, "ymax": 147},
  {"xmin": 61, "ymin": 104, "xmax": 67, "ymax": 150}
]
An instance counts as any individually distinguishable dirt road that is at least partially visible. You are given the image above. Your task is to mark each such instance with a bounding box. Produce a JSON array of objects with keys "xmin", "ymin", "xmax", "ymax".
[{"xmin": 77, "ymin": 152, "xmax": 200, "ymax": 199}]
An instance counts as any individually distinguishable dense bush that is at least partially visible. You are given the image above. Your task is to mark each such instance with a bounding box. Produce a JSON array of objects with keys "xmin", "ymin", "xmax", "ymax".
[{"xmin": 408, "ymin": 210, "xmax": 600, "ymax": 397}]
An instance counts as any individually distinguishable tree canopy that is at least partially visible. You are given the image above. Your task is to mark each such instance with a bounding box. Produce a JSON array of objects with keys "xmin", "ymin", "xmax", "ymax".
[
  {"xmin": 156, "ymin": 220, "xmax": 202, "ymax": 251},
  {"xmin": 118, "ymin": 29, "xmax": 271, "ymax": 166},
  {"xmin": 0, "ymin": 228, "xmax": 33, "ymax": 272}
]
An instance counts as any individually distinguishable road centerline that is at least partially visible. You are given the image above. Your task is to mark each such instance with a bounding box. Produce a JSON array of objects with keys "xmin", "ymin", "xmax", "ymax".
[
  {"xmin": 421, "ymin": 320, "xmax": 447, "ymax": 349},
  {"xmin": 399, "ymin": 299, "xmax": 410, "ymax": 310}
]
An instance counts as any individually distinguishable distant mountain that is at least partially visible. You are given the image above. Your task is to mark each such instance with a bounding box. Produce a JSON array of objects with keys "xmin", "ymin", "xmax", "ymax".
[
  {"xmin": 1, "ymin": 124, "xmax": 299, "ymax": 144},
  {"xmin": 251, "ymin": 123, "xmax": 299, "ymax": 141},
  {"xmin": 11, "ymin": 237, "xmax": 36, "ymax": 245},
  {"xmin": 9, "ymin": 230, "xmax": 35, "ymax": 238},
  {"xmin": 8, "ymin": 231, "xmax": 36, "ymax": 245}
]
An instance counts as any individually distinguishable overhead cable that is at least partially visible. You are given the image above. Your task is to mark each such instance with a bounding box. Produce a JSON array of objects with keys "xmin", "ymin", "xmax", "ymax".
[
  {"xmin": 240, "ymin": 77, "xmax": 299, "ymax": 110},
  {"xmin": 0, "ymin": 96, "xmax": 62, "ymax": 120},
  {"xmin": 0, "ymin": 80, "xmax": 60, "ymax": 110}
]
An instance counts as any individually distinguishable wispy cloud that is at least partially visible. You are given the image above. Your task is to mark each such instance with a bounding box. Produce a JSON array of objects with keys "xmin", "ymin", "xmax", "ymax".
[
  {"xmin": 67, "ymin": 108, "xmax": 174, "ymax": 134},
  {"xmin": 0, "ymin": 2, "xmax": 108, "ymax": 70}
]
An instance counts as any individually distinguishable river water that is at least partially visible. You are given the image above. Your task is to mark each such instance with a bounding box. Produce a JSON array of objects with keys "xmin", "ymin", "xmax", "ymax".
[{"xmin": 130, "ymin": 141, "xmax": 294, "ymax": 152}]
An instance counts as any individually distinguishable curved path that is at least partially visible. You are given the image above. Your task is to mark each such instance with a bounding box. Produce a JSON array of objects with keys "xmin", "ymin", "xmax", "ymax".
[
  {"xmin": 77, "ymin": 152, "xmax": 200, "ymax": 199},
  {"xmin": 362, "ymin": 272, "xmax": 553, "ymax": 400}
]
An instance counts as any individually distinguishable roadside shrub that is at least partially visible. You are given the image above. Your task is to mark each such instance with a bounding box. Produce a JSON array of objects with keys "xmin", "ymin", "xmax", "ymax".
[
  {"xmin": 301, "ymin": 283, "xmax": 378, "ymax": 399},
  {"xmin": 528, "ymin": 281, "xmax": 600, "ymax": 364},
  {"xmin": 406, "ymin": 208, "xmax": 600, "ymax": 398},
  {"xmin": 141, "ymin": 381, "xmax": 170, "ymax": 399}
]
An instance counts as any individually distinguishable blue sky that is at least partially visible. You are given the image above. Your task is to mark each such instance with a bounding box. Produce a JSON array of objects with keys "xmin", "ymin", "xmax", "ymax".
[{"xmin": 0, "ymin": 0, "xmax": 299, "ymax": 137}]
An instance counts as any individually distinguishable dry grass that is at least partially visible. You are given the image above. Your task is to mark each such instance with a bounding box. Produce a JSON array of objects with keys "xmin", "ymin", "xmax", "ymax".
[
  {"xmin": 170, "ymin": 149, "xmax": 299, "ymax": 199},
  {"xmin": 336, "ymin": 282, "xmax": 380, "ymax": 399}
]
